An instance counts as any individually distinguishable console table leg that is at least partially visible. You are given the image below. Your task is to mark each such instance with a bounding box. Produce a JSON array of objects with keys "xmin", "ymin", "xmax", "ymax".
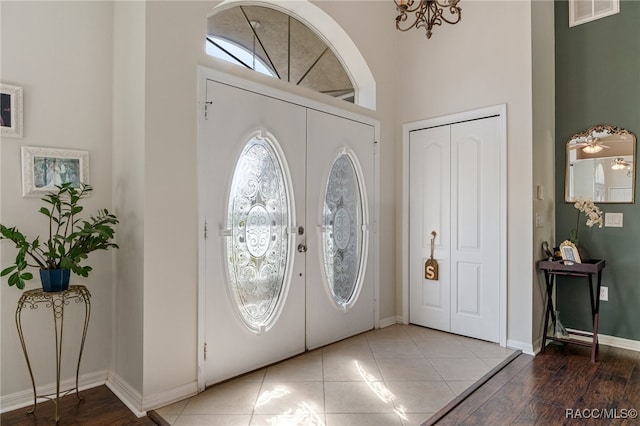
[
  {"xmin": 541, "ymin": 272, "xmax": 555, "ymax": 353},
  {"xmin": 591, "ymin": 271, "xmax": 603, "ymax": 363}
]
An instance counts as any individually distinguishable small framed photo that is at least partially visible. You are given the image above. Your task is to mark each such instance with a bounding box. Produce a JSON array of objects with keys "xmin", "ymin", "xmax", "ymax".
[
  {"xmin": 1, "ymin": 83, "xmax": 24, "ymax": 138},
  {"xmin": 21, "ymin": 146, "xmax": 89, "ymax": 197},
  {"xmin": 560, "ymin": 240, "xmax": 581, "ymax": 265}
]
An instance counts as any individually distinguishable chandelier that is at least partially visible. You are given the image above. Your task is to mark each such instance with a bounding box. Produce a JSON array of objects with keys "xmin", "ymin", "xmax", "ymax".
[{"xmin": 394, "ymin": 0, "xmax": 462, "ymax": 39}]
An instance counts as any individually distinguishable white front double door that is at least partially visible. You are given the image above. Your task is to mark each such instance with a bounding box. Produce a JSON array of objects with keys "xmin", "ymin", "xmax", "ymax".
[
  {"xmin": 200, "ymin": 79, "xmax": 375, "ymax": 385},
  {"xmin": 409, "ymin": 116, "xmax": 502, "ymax": 342}
]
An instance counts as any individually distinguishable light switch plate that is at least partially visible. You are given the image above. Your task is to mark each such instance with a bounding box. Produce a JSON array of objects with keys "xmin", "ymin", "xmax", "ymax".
[{"xmin": 605, "ymin": 212, "xmax": 623, "ymax": 227}]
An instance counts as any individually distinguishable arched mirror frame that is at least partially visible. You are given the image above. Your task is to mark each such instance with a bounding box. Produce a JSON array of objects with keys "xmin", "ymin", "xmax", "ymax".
[{"xmin": 565, "ymin": 124, "xmax": 637, "ymax": 204}]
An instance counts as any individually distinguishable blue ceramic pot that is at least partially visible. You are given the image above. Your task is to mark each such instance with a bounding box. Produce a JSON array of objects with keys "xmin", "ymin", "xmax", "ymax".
[{"xmin": 39, "ymin": 269, "xmax": 70, "ymax": 292}]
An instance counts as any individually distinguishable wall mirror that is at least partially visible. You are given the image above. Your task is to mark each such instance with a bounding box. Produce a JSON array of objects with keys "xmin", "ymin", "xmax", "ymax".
[{"xmin": 566, "ymin": 124, "xmax": 636, "ymax": 203}]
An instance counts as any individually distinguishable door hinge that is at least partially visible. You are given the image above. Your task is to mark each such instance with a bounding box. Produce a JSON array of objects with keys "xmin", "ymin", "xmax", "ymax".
[
  {"xmin": 204, "ymin": 342, "xmax": 208, "ymax": 360},
  {"xmin": 203, "ymin": 101, "xmax": 213, "ymax": 120},
  {"xmin": 204, "ymin": 221, "xmax": 208, "ymax": 239}
]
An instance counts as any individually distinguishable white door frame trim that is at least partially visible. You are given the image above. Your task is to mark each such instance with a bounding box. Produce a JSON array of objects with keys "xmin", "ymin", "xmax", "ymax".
[
  {"xmin": 197, "ymin": 65, "xmax": 380, "ymax": 391},
  {"xmin": 401, "ymin": 104, "xmax": 508, "ymax": 347}
]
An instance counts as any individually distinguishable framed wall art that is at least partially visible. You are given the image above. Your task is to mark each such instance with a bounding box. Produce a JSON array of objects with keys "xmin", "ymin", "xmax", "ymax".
[
  {"xmin": 1, "ymin": 83, "xmax": 23, "ymax": 138},
  {"xmin": 21, "ymin": 146, "xmax": 89, "ymax": 197}
]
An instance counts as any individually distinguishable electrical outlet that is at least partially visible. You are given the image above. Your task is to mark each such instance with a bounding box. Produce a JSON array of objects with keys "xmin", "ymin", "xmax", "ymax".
[{"xmin": 600, "ymin": 286, "xmax": 608, "ymax": 301}]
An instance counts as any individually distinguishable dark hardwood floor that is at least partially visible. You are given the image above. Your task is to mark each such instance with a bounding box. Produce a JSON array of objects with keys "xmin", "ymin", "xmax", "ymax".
[
  {"xmin": 0, "ymin": 385, "xmax": 156, "ymax": 425},
  {"xmin": 428, "ymin": 343, "xmax": 640, "ymax": 425},
  {"xmin": 3, "ymin": 343, "xmax": 638, "ymax": 425}
]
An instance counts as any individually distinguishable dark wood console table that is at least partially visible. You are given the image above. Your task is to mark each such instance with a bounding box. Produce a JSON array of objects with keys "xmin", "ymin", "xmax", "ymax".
[{"xmin": 537, "ymin": 259, "xmax": 605, "ymax": 362}]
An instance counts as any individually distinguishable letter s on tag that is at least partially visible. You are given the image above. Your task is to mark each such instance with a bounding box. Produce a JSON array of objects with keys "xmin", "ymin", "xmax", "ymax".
[{"xmin": 426, "ymin": 265, "xmax": 436, "ymax": 280}]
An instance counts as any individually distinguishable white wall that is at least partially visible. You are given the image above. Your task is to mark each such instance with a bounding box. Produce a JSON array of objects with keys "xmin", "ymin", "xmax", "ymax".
[
  {"xmin": 111, "ymin": 0, "xmax": 146, "ymax": 400},
  {"xmin": 531, "ymin": 0, "xmax": 556, "ymax": 352},
  {"xmin": 141, "ymin": 1, "xmax": 209, "ymax": 403},
  {"xmin": 0, "ymin": 0, "xmax": 114, "ymax": 406},
  {"xmin": 394, "ymin": 1, "xmax": 536, "ymax": 350}
]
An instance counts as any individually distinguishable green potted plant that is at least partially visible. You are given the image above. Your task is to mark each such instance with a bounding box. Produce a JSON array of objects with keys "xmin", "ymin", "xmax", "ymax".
[{"xmin": 1, "ymin": 183, "xmax": 118, "ymax": 292}]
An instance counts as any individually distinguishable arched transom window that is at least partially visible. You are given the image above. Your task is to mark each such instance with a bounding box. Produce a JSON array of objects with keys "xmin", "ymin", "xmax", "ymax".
[{"xmin": 207, "ymin": 5, "xmax": 355, "ymax": 103}]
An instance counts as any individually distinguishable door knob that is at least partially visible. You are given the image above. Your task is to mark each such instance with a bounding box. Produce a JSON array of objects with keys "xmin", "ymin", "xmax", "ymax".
[{"xmin": 297, "ymin": 244, "xmax": 307, "ymax": 253}]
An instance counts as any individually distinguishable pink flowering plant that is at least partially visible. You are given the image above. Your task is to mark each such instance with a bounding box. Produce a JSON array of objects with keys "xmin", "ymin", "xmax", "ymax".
[{"xmin": 569, "ymin": 198, "xmax": 603, "ymax": 246}]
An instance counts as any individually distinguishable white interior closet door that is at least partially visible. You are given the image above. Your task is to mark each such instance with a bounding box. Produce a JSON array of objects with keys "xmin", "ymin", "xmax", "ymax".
[
  {"xmin": 202, "ymin": 80, "xmax": 307, "ymax": 385},
  {"xmin": 305, "ymin": 109, "xmax": 376, "ymax": 349},
  {"xmin": 409, "ymin": 116, "xmax": 501, "ymax": 343},
  {"xmin": 409, "ymin": 126, "xmax": 451, "ymax": 332}
]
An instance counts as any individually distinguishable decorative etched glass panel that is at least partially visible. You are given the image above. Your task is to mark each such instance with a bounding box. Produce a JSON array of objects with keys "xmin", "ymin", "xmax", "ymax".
[
  {"xmin": 322, "ymin": 153, "xmax": 366, "ymax": 307},
  {"xmin": 226, "ymin": 136, "xmax": 291, "ymax": 332}
]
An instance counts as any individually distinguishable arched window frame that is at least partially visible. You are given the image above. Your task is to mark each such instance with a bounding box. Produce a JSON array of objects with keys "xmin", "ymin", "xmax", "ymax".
[{"xmin": 210, "ymin": 0, "xmax": 376, "ymax": 110}]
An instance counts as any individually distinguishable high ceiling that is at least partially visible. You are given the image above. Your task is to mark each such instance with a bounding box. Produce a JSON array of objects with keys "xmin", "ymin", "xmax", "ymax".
[{"xmin": 207, "ymin": 6, "xmax": 354, "ymax": 102}]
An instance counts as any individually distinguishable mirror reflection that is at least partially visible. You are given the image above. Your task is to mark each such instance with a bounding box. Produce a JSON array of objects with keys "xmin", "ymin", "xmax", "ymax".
[{"xmin": 566, "ymin": 125, "xmax": 636, "ymax": 203}]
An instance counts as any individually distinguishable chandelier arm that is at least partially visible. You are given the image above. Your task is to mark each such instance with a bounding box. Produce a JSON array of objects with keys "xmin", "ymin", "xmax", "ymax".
[
  {"xmin": 394, "ymin": 0, "xmax": 422, "ymax": 13},
  {"xmin": 439, "ymin": 5, "xmax": 462, "ymax": 25},
  {"xmin": 395, "ymin": 10, "xmax": 422, "ymax": 32}
]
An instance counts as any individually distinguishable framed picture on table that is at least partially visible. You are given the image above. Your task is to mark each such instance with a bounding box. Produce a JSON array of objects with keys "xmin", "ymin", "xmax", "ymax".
[{"xmin": 560, "ymin": 240, "xmax": 581, "ymax": 265}]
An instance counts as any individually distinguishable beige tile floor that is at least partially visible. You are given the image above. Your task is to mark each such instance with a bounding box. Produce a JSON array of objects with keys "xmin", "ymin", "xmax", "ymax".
[{"xmin": 155, "ymin": 324, "xmax": 515, "ymax": 426}]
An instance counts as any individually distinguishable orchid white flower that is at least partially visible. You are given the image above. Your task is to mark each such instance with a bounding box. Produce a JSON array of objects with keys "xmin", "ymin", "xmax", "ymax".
[{"xmin": 569, "ymin": 198, "xmax": 603, "ymax": 245}]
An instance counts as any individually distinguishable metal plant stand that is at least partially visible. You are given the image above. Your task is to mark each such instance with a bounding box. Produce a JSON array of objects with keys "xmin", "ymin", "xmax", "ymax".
[{"xmin": 15, "ymin": 285, "xmax": 91, "ymax": 423}]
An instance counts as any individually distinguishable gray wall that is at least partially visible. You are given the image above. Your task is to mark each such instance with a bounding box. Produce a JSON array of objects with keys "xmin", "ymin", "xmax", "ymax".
[
  {"xmin": 555, "ymin": 0, "xmax": 640, "ymax": 340},
  {"xmin": 1, "ymin": 0, "xmax": 114, "ymax": 397}
]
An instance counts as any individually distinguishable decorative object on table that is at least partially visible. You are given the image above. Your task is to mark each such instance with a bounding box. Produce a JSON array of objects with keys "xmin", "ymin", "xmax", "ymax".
[
  {"xmin": 541, "ymin": 241, "xmax": 554, "ymax": 260},
  {"xmin": 560, "ymin": 240, "xmax": 581, "ymax": 265},
  {"xmin": 0, "ymin": 83, "xmax": 23, "ymax": 138},
  {"xmin": 568, "ymin": 198, "xmax": 603, "ymax": 247},
  {"xmin": 21, "ymin": 146, "xmax": 89, "ymax": 197},
  {"xmin": 0, "ymin": 183, "xmax": 118, "ymax": 291},
  {"xmin": 394, "ymin": 0, "xmax": 462, "ymax": 39},
  {"xmin": 554, "ymin": 310, "xmax": 570, "ymax": 338}
]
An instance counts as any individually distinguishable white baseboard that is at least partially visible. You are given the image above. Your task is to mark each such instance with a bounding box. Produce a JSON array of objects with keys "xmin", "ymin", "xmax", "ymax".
[
  {"xmin": 106, "ymin": 373, "xmax": 145, "ymax": 418},
  {"xmin": 532, "ymin": 335, "xmax": 544, "ymax": 354},
  {"xmin": 106, "ymin": 373, "xmax": 198, "ymax": 417},
  {"xmin": 0, "ymin": 370, "xmax": 107, "ymax": 414},
  {"xmin": 507, "ymin": 339, "xmax": 535, "ymax": 356},
  {"xmin": 565, "ymin": 329, "xmax": 640, "ymax": 352},
  {"xmin": 141, "ymin": 380, "xmax": 198, "ymax": 412},
  {"xmin": 378, "ymin": 315, "xmax": 402, "ymax": 328}
]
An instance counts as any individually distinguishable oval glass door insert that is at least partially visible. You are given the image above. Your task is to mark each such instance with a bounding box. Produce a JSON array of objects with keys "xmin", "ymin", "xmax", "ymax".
[
  {"xmin": 226, "ymin": 135, "xmax": 292, "ymax": 333},
  {"xmin": 322, "ymin": 152, "xmax": 367, "ymax": 308}
]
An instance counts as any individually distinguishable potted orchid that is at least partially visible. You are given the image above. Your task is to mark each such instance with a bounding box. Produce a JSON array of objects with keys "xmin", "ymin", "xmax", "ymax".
[{"xmin": 569, "ymin": 198, "xmax": 603, "ymax": 247}]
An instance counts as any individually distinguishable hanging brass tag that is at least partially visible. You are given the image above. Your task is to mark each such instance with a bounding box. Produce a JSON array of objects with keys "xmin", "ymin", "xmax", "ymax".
[{"xmin": 424, "ymin": 231, "xmax": 439, "ymax": 281}]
